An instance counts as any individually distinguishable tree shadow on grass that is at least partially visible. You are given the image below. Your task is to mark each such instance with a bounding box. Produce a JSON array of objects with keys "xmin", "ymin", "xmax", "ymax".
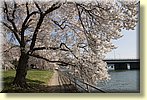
[
  {"xmin": 2, "ymin": 76, "xmax": 45, "ymax": 85},
  {"xmin": 1, "ymin": 76, "xmax": 77, "ymax": 93},
  {"xmin": 1, "ymin": 76, "xmax": 45, "ymax": 93}
]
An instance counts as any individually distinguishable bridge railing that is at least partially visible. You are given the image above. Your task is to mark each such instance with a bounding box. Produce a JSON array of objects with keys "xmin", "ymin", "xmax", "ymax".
[{"xmin": 58, "ymin": 70, "xmax": 105, "ymax": 93}]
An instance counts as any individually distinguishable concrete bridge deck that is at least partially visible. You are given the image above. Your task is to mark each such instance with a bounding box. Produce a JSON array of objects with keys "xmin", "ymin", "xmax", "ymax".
[
  {"xmin": 104, "ymin": 59, "xmax": 140, "ymax": 63},
  {"xmin": 104, "ymin": 59, "xmax": 140, "ymax": 70}
]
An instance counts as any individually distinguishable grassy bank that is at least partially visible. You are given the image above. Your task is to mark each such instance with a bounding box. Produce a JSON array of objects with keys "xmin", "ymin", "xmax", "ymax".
[{"xmin": 1, "ymin": 70, "xmax": 53, "ymax": 93}]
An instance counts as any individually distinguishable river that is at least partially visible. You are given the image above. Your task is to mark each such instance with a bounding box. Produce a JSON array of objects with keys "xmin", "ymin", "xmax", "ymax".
[{"xmin": 97, "ymin": 70, "xmax": 140, "ymax": 93}]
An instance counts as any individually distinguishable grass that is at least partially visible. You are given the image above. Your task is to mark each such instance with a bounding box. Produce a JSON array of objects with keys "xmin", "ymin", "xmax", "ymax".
[
  {"xmin": 26, "ymin": 70, "xmax": 53, "ymax": 85},
  {"xmin": 1, "ymin": 70, "xmax": 54, "ymax": 93}
]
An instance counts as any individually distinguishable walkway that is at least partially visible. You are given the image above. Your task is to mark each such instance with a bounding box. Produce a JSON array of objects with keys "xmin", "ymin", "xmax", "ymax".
[
  {"xmin": 48, "ymin": 70, "xmax": 77, "ymax": 93},
  {"xmin": 49, "ymin": 70, "xmax": 60, "ymax": 86}
]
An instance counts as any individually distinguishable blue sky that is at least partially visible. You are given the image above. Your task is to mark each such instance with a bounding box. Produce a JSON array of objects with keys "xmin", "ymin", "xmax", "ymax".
[{"xmin": 105, "ymin": 25, "xmax": 139, "ymax": 59}]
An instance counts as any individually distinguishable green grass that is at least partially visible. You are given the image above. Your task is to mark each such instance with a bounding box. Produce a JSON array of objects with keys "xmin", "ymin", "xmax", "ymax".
[
  {"xmin": 2, "ymin": 70, "xmax": 16, "ymax": 84},
  {"xmin": 1, "ymin": 70, "xmax": 54, "ymax": 93},
  {"xmin": 26, "ymin": 70, "xmax": 53, "ymax": 85}
]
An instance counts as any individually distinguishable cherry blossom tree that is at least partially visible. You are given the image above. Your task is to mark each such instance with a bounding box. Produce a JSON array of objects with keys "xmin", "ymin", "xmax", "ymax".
[{"xmin": 1, "ymin": 0, "xmax": 139, "ymax": 88}]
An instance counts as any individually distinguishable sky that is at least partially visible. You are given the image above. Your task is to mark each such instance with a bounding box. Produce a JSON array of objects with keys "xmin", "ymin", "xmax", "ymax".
[{"xmin": 105, "ymin": 25, "xmax": 139, "ymax": 59}]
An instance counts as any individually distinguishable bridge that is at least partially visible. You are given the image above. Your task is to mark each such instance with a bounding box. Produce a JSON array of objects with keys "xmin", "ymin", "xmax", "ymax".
[{"xmin": 103, "ymin": 59, "xmax": 140, "ymax": 70}]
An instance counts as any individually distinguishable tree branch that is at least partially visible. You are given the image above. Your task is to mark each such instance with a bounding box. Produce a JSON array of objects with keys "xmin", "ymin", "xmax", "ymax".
[
  {"xmin": 44, "ymin": 2, "xmax": 61, "ymax": 15},
  {"xmin": 60, "ymin": 43, "xmax": 79, "ymax": 59},
  {"xmin": 51, "ymin": 19, "xmax": 67, "ymax": 30},
  {"xmin": 29, "ymin": 2, "xmax": 61, "ymax": 52},
  {"xmin": 20, "ymin": 10, "xmax": 39, "ymax": 46},
  {"xmin": 76, "ymin": 3, "xmax": 88, "ymax": 36},
  {"xmin": 29, "ymin": 43, "xmax": 78, "ymax": 60},
  {"xmin": 3, "ymin": 45, "xmax": 19, "ymax": 53},
  {"xmin": 29, "ymin": 54, "xmax": 75, "ymax": 66},
  {"xmin": 4, "ymin": 1, "xmax": 18, "ymax": 32},
  {"xmin": 3, "ymin": 2, "xmax": 21, "ymax": 45},
  {"xmin": 34, "ymin": 2, "xmax": 42, "ymax": 13},
  {"xmin": 2, "ymin": 22, "xmax": 21, "ymax": 44},
  {"xmin": 12, "ymin": 1, "xmax": 17, "ymax": 19},
  {"xmin": 31, "ymin": 46, "xmax": 69, "ymax": 53}
]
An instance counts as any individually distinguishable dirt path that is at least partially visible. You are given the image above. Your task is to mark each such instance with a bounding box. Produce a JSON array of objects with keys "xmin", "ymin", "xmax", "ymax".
[
  {"xmin": 48, "ymin": 70, "xmax": 59, "ymax": 86},
  {"xmin": 48, "ymin": 70, "xmax": 77, "ymax": 92}
]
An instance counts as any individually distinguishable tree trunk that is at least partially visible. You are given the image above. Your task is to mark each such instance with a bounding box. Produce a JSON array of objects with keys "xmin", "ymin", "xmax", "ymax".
[{"xmin": 13, "ymin": 50, "xmax": 29, "ymax": 88}]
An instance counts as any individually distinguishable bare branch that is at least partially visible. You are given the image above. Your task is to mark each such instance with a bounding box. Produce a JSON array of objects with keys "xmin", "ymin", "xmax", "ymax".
[
  {"xmin": 51, "ymin": 19, "xmax": 67, "ymax": 30},
  {"xmin": 34, "ymin": 2, "xmax": 42, "ymax": 13}
]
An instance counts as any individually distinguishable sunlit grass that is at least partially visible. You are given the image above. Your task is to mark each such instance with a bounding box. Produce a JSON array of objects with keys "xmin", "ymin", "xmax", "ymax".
[
  {"xmin": 26, "ymin": 70, "xmax": 53, "ymax": 85},
  {"xmin": 1, "ymin": 70, "xmax": 54, "ymax": 93}
]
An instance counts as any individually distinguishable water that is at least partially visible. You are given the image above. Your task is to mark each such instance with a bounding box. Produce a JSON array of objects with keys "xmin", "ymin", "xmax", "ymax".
[
  {"xmin": 59, "ymin": 67, "xmax": 140, "ymax": 93},
  {"xmin": 97, "ymin": 70, "xmax": 140, "ymax": 93}
]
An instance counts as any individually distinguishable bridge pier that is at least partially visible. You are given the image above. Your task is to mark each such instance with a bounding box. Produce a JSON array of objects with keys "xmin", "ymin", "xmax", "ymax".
[
  {"xmin": 127, "ymin": 63, "xmax": 131, "ymax": 70},
  {"xmin": 107, "ymin": 64, "xmax": 115, "ymax": 70}
]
